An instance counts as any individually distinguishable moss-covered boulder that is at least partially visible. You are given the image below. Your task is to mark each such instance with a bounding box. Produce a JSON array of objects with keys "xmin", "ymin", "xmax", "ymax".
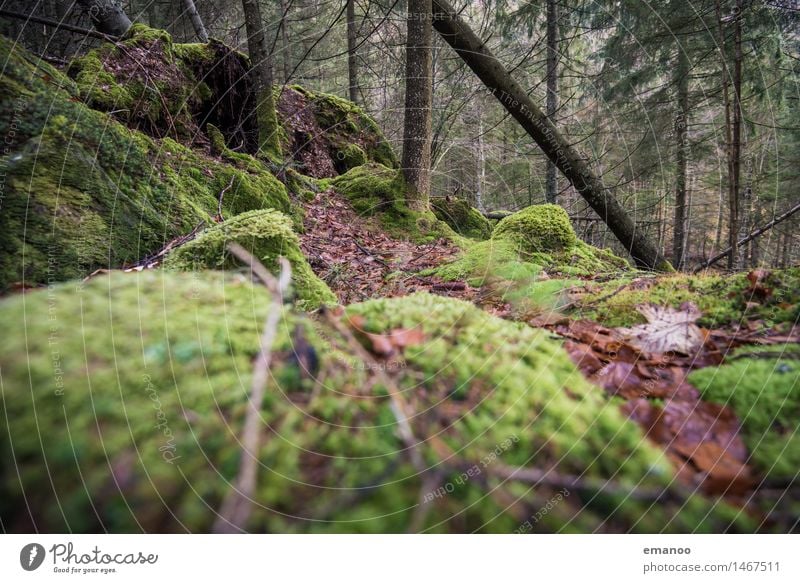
[
  {"xmin": 493, "ymin": 204, "xmax": 578, "ymax": 253},
  {"xmin": 0, "ymin": 271, "xmax": 751, "ymax": 532},
  {"xmin": 163, "ymin": 209, "xmax": 335, "ymax": 309},
  {"xmin": 431, "ymin": 197, "xmax": 493, "ymax": 240},
  {"xmin": 67, "ymin": 24, "xmax": 258, "ymax": 149},
  {"xmin": 277, "ymin": 86, "xmax": 398, "ymax": 177},
  {"xmin": 0, "ymin": 35, "xmax": 289, "ymax": 292}
]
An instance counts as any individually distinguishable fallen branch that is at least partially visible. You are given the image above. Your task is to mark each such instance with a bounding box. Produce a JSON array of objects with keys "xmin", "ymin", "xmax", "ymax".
[
  {"xmin": 693, "ymin": 200, "xmax": 800, "ymax": 273},
  {"xmin": 216, "ymin": 174, "xmax": 237, "ymax": 221},
  {"xmin": 212, "ymin": 244, "xmax": 291, "ymax": 534},
  {"xmin": 0, "ymin": 9, "xmax": 120, "ymax": 42}
]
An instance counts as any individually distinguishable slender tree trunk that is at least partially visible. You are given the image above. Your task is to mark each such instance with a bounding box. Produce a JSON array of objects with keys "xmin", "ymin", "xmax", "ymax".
[
  {"xmin": 182, "ymin": 0, "xmax": 208, "ymax": 42},
  {"xmin": 346, "ymin": 0, "xmax": 359, "ymax": 103},
  {"xmin": 279, "ymin": 0, "xmax": 292, "ymax": 83},
  {"xmin": 401, "ymin": 0, "xmax": 433, "ymax": 210},
  {"xmin": 475, "ymin": 102, "xmax": 486, "ymax": 212},
  {"xmin": 431, "ymin": 0, "xmax": 670, "ymax": 270},
  {"xmin": 672, "ymin": 49, "xmax": 689, "ymax": 269},
  {"xmin": 729, "ymin": 0, "xmax": 743, "ymax": 269},
  {"xmin": 74, "ymin": 0, "xmax": 131, "ymax": 36},
  {"xmin": 241, "ymin": 0, "xmax": 281, "ymax": 160},
  {"xmin": 545, "ymin": 0, "xmax": 559, "ymax": 204}
]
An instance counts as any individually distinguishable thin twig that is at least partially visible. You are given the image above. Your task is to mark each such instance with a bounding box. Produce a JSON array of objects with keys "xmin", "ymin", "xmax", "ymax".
[
  {"xmin": 216, "ymin": 174, "xmax": 237, "ymax": 221},
  {"xmin": 0, "ymin": 9, "xmax": 119, "ymax": 42},
  {"xmin": 213, "ymin": 244, "xmax": 291, "ymax": 533}
]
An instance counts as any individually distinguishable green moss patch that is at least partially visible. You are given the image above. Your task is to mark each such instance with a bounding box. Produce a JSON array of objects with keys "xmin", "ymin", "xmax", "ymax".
[
  {"xmin": 575, "ymin": 268, "xmax": 800, "ymax": 328},
  {"xmin": 431, "ymin": 197, "xmax": 493, "ymax": 240},
  {"xmin": 0, "ymin": 273, "xmax": 750, "ymax": 532},
  {"xmin": 493, "ymin": 204, "xmax": 577, "ymax": 253},
  {"xmin": 163, "ymin": 209, "xmax": 335, "ymax": 309},
  {"xmin": 689, "ymin": 350, "xmax": 800, "ymax": 479},
  {"xmin": 0, "ymin": 36, "xmax": 289, "ymax": 292}
]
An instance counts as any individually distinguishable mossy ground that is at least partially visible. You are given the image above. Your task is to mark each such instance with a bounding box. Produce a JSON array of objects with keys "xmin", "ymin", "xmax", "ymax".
[
  {"xmin": 0, "ymin": 271, "xmax": 751, "ymax": 532},
  {"xmin": 0, "ymin": 35, "xmax": 289, "ymax": 292},
  {"xmin": 688, "ymin": 345, "xmax": 800, "ymax": 480},
  {"xmin": 574, "ymin": 268, "xmax": 800, "ymax": 328},
  {"xmin": 163, "ymin": 209, "xmax": 335, "ymax": 309},
  {"xmin": 431, "ymin": 197, "xmax": 493, "ymax": 240}
]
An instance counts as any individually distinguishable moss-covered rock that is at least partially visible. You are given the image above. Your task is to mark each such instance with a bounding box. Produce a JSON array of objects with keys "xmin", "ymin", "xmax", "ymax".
[
  {"xmin": 431, "ymin": 197, "xmax": 493, "ymax": 240},
  {"xmin": 277, "ymin": 86, "xmax": 398, "ymax": 177},
  {"xmin": 163, "ymin": 210, "xmax": 335, "ymax": 309},
  {"xmin": 0, "ymin": 36, "xmax": 290, "ymax": 292},
  {"xmin": 688, "ymin": 348, "xmax": 800, "ymax": 480},
  {"xmin": 575, "ymin": 268, "xmax": 800, "ymax": 328},
  {"xmin": 0, "ymin": 272, "xmax": 752, "ymax": 532},
  {"xmin": 493, "ymin": 204, "xmax": 578, "ymax": 253}
]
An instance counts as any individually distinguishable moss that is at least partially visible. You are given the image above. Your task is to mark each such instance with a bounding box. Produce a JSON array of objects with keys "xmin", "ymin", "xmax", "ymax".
[
  {"xmin": 335, "ymin": 143, "xmax": 367, "ymax": 171},
  {"xmin": 163, "ymin": 210, "xmax": 335, "ymax": 309},
  {"xmin": 278, "ymin": 86, "xmax": 399, "ymax": 170},
  {"xmin": 0, "ymin": 274, "xmax": 752, "ymax": 532},
  {"xmin": 0, "ymin": 36, "xmax": 290, "ymax": 292},
  {"xmin": 431, "ymin": 197, "xmax": 493, "ymax": 240},
  {"xmin": 575, "ymin": 268, "xmax": 800, "ymax": 328},
  {"xmin": 493, "ymin": 204, "xmax": 578, "ymax": 253},
  {"xmin": 689, "ymin": 352, "xmax": 800, "ymax": 479}
]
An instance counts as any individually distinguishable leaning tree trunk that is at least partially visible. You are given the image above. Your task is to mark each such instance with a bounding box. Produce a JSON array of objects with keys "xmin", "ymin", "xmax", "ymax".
[
  {"xmin": 241, "ymin": 0, "xmax": 281, "ymax": 160},
  {"xmin": 346, "ymin": 0, "xmax": 359, "ymax": 103},
  {"xmin": 545, "ymin": 0, "xmax": 559, "ymax": 204},
  {"xmin": 182, "ymin": 0, "xmax": 208, "ymax": 42},
  {"xmin": 431, "ymin": 0, "xmax": 671, "ymax": 270},
  {"xmin": 401, "ymin": 0, "xmax": 434, "ymax": 211},
  {"xmin": 74, "ymin": 0, "xmax": 131, "ymax": 37}
]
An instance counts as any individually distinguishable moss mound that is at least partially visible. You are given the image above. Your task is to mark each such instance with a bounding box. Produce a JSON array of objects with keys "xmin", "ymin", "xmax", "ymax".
[
  {"xmin": 0, "ymin": 36, "xmax": 289, "ymax": 292},
  {"xmin": 0, "ymin": 272, "xmax": 751, "ymax": 532},
  {"xmin": 329, "ymin": 163, "xmax": 457, "ymax": 243},
  {"xmin": 493, "ymin": 204, "xmax": 577, "ymax": 253},
  {"xmin": 277, "ymin": 86, "xmax": 398, "ymax": 177},
  {"xmin": 575, "ymin": 268, "xmax": 800, "ymax": 328},
  {"xmin": 688, "ymin": 347, "xmax": 800, "ymax": 480},
  {"xmin": 431, "ymin": 197, "xmax": 493, "ymax": 240},
  {"xmin": 163, "ymin": 210, "xmax": 335, "ymax": 309}
]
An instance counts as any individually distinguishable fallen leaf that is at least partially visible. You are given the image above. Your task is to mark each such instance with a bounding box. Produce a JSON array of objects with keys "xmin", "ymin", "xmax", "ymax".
[{"xmin": 617, "ymin": 302, "xmax": 706, "ymax": 355}]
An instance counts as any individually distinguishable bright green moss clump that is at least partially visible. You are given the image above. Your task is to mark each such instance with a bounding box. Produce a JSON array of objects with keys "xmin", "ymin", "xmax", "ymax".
[
  {"xmin": 689, "ymin": 348, "xmax": 800, "ymax": 479},
  {"xmin": 576, "ymin": 268, "xmax": 800, "ymax": 328},
  {"xmin": 163, "ymin": 210, "xmax": 335, "ymax": 309},
  {"xmin": 431, "ymin": 197, "xmax": 493, "ymax": 240},
  {"xmin": 0, "ymin": 275, "xmax": 753, "ymax": 532},
  {"xmin": 0, "ymin": 36, "xmax": 290, "ymax": 292},
  {"xmin": 335, "ymin": 143, "xmax": 367, "ymax": 171},
  {"xmin": 493, "ymin": 204, "xmax": 577, "ymax": 253}
]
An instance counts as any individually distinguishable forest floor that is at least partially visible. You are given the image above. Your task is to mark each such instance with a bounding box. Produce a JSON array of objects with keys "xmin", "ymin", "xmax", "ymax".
[{"xmin": 298, "ymin": 186, "xmax": 800, "ymax": 510}]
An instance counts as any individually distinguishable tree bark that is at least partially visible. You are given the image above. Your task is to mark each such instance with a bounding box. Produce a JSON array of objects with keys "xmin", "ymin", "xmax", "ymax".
[
  {"xmin": 430, "ymin": 0, "xmax": 671, "ymax": 270},
  {"xmin": 241, "ymin": 0, "xmax": 281, "ymax": 160},
  {"xmin": 545, "ymin": 0, "xmax": 559, "ymax": 204},
  {"xmin": 74, "ymin": 0, "xmax": 131, "ymax": 37},
  {"xmin": 402, "ymin": 0, "xmax": 434, "ymax": 211},
  {"xmin": 672, "ymin": 49, "xmax": 689, "ymax": 269},
  {"xmin": 728, "ymin": 0, "xmax": 743, "ymax": 269},
  {"xmin": 280, "ymin": 0, "xmax": 292, "ymax": 83},
  {"xmin": 346, "ymin": 0, "xmax": 359, "ymax": 103},
  {"xmin": 182, "ymin": 0, "xmax": 208, "ymax": 42}
]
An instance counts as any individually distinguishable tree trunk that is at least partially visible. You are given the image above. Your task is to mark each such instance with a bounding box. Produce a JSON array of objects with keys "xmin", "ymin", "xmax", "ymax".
[
  {"xmin": 280, "ymin": 0, "xmax": 292, "ymax": 83},
  {"xmin": 182, "ymin": 0, "xmax": 208, "ymax": 42},
  {"xmin": 74, "ymin": 0, "xmax": 131, "ymax": 36},
  {"xmin": 672, "ymin": 49, "xmax": 689, "ymax": 269},
  {"xmin": 728, "ymin": 0, "xmax": 743, "ymax": 269},
  {"xmin": 401, "ymin": 0, "xmax": 434, "ymax": 211},
  {"xmin": 545, "ymin": 0, "xmax": 559, "ymax": 204},
  {"xmin": 430, "ymin": 0, "xmax": 671, "ymax": 270},
  {"xmin": 346, "ymin": 0, "xmax": 359, "ymax": 103},
  {"xmin": 241, "ymin": 0, "xmax": 281, "ymax": 160}
]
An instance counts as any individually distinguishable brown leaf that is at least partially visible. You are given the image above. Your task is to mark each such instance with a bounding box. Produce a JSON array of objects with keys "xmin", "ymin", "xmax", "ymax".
[{"xmin": 617, "ymin": 302, "xmax": 706, "ymax": 355}]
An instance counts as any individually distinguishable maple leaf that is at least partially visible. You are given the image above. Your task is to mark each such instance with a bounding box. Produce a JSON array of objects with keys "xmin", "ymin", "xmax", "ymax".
[{"xmin": 617, "ymin": 302, "xmax": 706, "ymax": 355}]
